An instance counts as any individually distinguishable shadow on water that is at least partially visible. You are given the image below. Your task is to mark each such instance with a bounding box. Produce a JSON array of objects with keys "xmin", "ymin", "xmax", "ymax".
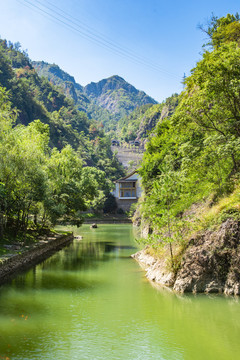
[
  {"xmin": 10, "ymin": 270, "xmax": 97, "ymax": 292},
  {"xmin": 0, "ymin": 227, "xmax": 139, "ymax": 359},
  {"xmin": 0, "ymin": 239, "xmax": 123, "ymax": 326},
  {"xmin": 105, "ymin": 243, "xmax": 137, "ymax": 251}
]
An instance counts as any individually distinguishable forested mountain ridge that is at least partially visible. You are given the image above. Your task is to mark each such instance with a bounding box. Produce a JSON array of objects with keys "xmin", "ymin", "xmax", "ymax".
[
  {"xmin": 32, "ymin": 61, "xmax": 158, "ymax": 130},
  {"xmin": 32, "ymin": 60, "xmax": 114, "ymax": 129},
  {"xmin": 32, "ymin": 61, "xmax": 84, "ymax": 92},
  {"xmin": 0, "ymin": 41, "xmax": 90, "ymax": 145}
]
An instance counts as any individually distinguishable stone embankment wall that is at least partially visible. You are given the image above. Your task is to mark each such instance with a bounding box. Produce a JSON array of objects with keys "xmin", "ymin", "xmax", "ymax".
[
  {"xmin": 132, "ymin": 219, "xmax": 240, "ymax": 295},
  {"xmin": 115, "ymin": 198, "xmax": 138, "ymax": 212},
  {"xmin": 0, "ymin": 233, "xmax": 73, "ymax": 284}
]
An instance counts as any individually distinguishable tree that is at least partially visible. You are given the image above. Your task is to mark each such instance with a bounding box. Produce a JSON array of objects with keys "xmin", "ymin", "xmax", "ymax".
[
  {"xmin": 44, "ymin": 145, "xmax": 110, "ymax": 225},
  {"xmin": 140, "ymin": 160, "xmax": 185, "ymax": 268},
  {"xmin": 0, "ymin": 89, "xmax": 50, "ymax": 238},
  {"xmin": 199, "ymin": 13, "xmax": 240, "ymax": 49},
  {"xmin": 177, "ymin": 42, "xmax": 240, "ymax": 176}
]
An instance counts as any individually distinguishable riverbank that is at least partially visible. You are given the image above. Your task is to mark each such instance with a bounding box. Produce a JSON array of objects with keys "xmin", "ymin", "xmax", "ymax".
[
  {"xmin": 0, "ymin": 232, "xmax": 74, "ymax": 284},
  {"xmin": 132, "ymin": 219, "xmax": 240, "ymax": 295}
]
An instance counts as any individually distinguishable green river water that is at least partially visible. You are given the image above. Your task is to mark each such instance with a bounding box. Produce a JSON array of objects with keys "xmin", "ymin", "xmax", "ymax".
[{"xmin": 0, "ymin": 224, "xmax": 240, "ymax": 360}]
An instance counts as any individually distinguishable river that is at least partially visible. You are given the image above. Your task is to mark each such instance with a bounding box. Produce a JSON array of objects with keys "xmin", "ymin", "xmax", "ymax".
[{"xmin": 0, "ymin": 224, "xmax": 239, "ymax": 359}]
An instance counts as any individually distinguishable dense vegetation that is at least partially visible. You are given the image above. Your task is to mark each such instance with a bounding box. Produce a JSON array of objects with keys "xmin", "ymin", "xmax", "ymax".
[
  {"xmin": 0, "ymin": 39, "xmax": 125, "ymax": 243},
  {"xmin": 0, "ymin": 39, "xmax": 125, "ymax": 176},
  {"xmin": 138, "ymin": 14, "xmax": 240, "ymax": 267}
]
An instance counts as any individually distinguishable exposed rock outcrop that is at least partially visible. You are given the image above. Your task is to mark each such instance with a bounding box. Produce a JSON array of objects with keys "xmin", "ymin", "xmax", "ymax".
[{"xmin": 132, "ymin": 219, "xmax": 240, "ymax": 295}]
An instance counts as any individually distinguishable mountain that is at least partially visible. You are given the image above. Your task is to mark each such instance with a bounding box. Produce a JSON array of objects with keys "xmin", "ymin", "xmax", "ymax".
[
  {"xmin": 32, "ymin": 61, "xmax": 158, "ymax": 130},
  {"xmin": 84, "ymin": 75, "xmax": 158, "ymax": 119}
]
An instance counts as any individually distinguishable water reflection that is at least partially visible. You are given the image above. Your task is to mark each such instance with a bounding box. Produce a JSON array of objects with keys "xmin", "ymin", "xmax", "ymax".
[
  {"xmin": 7, "ymin": 239, "xmax": 134, "ymax": 292},
  {"xmin": 39, "ymin": 240, "xmax": 136, "ymax": 271}
]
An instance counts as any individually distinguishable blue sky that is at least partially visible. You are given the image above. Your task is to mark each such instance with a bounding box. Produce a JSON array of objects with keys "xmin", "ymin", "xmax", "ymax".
[{"xmin": 0, "ymin": 0, "xmax": 239, "ymax": 102}]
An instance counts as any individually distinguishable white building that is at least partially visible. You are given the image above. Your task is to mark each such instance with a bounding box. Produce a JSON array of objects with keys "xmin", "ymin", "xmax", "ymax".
[{"xmin": 112, "ymin": 170, "xmax": 142, "ymax": 211}]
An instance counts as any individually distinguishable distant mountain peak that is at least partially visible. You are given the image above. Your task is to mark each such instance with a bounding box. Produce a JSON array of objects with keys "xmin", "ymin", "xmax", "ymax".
[
  {"xmin": 84, "ymin": 75, "xmax": 157, "ymax": 115},
  {"xmin": 84, "ymin": 75, "xmax": 131, "ymax": 95},
  {"xmin": 109, "ymin": 75, "xmax": 124, "ymax": 80}
]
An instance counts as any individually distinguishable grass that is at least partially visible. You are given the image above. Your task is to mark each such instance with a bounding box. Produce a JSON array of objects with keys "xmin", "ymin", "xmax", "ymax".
[
  {"xmin": 82, "ymin": 213, "xmax": 103, "ymax": 219},
  {"xmin": 145, "ymin": 244, "xmax": 167, "ymax": 258},
  {"xmin": 143, "ymin": 240, "xmax": 188, "ymax": 275},
  {"xmin": 195, "ymin": 185, "xmax": 240, "ymax": 231}
]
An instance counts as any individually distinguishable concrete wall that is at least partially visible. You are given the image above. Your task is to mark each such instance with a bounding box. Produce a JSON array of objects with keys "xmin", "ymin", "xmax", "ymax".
[{"xmin": 0, "ymin": 233, "xmax": 73, "ymax": 284}]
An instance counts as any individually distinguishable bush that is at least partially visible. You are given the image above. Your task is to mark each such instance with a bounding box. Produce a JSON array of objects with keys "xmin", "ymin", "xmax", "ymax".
[{"xmin": 103, "ymin": 193, "xmax": 118, "ymax": 213}]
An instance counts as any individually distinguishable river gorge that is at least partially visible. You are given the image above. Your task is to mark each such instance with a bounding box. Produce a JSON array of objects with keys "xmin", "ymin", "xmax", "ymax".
[{"xmin": 0, "ymin": 224, "xmax": 240, "ymax": 359}]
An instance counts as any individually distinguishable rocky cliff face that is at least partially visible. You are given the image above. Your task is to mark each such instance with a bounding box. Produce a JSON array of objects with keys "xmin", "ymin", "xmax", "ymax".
[
  {"xmin": 174, "ymin": 219, "xmax": 240, "ymax": 295},
  {"xmin": 132, "ymin": 219, "xmax": 240, "ymax": 295},
  {"xmin": 132, "ymin": 249, "xmax": 175, "ymax": 287}
]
